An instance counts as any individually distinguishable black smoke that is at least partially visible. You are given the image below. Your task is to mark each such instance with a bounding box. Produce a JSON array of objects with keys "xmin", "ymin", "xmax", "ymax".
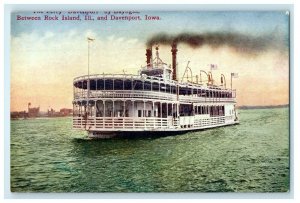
[{"xmin": 146, "ymin": 32, "xmax": 287, "ymax": 55}]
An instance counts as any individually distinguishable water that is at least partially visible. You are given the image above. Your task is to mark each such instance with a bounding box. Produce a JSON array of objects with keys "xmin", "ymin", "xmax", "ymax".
[{"xmin": 10, "ymin": 108, "xmax": 289, "ymax": 192}]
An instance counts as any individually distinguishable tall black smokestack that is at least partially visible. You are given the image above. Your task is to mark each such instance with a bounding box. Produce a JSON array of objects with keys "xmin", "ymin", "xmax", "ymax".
[
  {"xmin": 146, "ymin": 47, "xmax": 152, "ymax": 68},
  {"xmin": 171, "ymin": 43, "xmax": 178, "ymax": 80}
]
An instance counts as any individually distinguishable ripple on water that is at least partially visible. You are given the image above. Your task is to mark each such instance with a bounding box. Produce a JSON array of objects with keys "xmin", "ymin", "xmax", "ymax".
[{"xmin": 10, "ymin": 108, "xmax": 289, "ymax": 192}]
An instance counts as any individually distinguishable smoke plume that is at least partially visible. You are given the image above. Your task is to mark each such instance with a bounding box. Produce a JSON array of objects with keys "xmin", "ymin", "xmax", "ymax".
[{"xmin": 146, "ymin": 32, "xmax": 287, "ymax": 55}]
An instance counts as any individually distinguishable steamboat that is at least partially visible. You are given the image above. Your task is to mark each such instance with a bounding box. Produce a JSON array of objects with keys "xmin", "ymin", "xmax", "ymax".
[{"xmin": 73, "ymin": 43, "xmax": 239, "ymax": 138}]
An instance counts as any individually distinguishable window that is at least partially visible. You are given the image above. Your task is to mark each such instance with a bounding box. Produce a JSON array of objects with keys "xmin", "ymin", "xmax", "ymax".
[
  {"xmin": 144, "ymin": 81, "xmax": 151, "ymax": 91},
  {"xmin": 171, "ymin": 86, "xmax": 177, "ymax": 94},
  {"xmin": 134, "ymin": 80, "xmax": 143, "ymax": 90},
  {"xmin": 124, "ymin": 80, "xmax": 132, "ymax": 90},
  {"xmin": 160, "ymin": 84, "xmax": 166, "ymax": 92},
  {"xmin": 104, "ymin": 80, "xmax": 113, "ymax": 90},
  {"xmin": 97, "ymin": 80, "xmax": 104, "ymax": 90},
  {"xmin": 114, "ymin": 80, "xmax": 123, "ymax": 90},
  {"xmin": 166, "ymin": 84, "xmax": 171, "ymax": 93},
  {"xmin": 152, "ymin": 82, "xmax": 159, "ymax": 91},
  {"xmin": 138, "ymin": 110, "xmax": 142, "ymax": 117}
]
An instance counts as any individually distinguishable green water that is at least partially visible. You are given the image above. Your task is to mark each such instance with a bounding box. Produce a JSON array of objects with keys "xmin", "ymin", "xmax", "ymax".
[{"xmin": 10, "ymin": 108, "xmax": 289, "ymax": 192}]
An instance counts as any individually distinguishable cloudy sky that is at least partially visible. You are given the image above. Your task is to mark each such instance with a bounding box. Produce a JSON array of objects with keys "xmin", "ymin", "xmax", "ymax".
[{"xmin": 11, "ymin": 11, "xmax": 289, "ymax": 111}]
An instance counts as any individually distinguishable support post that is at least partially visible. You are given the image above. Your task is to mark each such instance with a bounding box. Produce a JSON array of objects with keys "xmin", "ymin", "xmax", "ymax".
[
  {"xmin": 160, "ymin": 102, "xmax": 162, "ymax": 128},
  {"xmin": 153, "ymin": 101, "xmax": 155, "ymax": 128},
  {"xmin": 103, "ymin": 100, "xmax": 105, "ymax": 128},
  {"xmin": 123, "ymin": 100, "xmax": 126, "ymax": 129},
  {"xmin": 112, "ymin": 100, "xmax": 114, "ymax": 128},
  {"xmin": 132, "ymin": 100, "xmax": 135, "ymax": 128},
  {"xmin": 144, "ymin": 101, "xmax": 146, "ymax": 129}
]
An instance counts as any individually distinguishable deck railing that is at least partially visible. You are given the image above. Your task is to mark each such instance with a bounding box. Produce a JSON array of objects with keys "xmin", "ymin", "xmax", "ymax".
[
  {"xmin": 73, "ymin": 115, "xmax": 234, "ymax": 131},
  {"xmin": 74, "ymin": 90, "xmax": 236, "ymax": 103},
  {"xmin": 73, "ymin": 74, "xmax": 177, "ymax": 85},
  {"xmin": 75, "ymin": 90, "xmax": 177, "ymax": 101},
  {"xmin": 73, "ymin": 116, "xmax": 178, "ymax": 130},
  {"xmin": 73, "ymin": 74, "xmax": 237, "ymax": 100}
]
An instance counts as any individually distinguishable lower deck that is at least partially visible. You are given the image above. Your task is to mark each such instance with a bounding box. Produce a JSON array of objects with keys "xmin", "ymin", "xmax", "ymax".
[
  {"xmin": 73, "ymin": 96, "xmax": 238, "ymax": 138},
  {"xmin": 73, "ymin": 114, "xmax": 239, "ymax": 138}
]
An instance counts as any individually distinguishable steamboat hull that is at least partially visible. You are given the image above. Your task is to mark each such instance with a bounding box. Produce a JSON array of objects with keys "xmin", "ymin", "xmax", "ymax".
[{"xmin": 81, "ymin": 121, "xmax": 239, "ymax": 139}]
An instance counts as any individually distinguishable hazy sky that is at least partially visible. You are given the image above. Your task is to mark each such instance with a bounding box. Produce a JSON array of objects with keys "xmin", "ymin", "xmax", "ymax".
[{"xmin": 11, "ymin": 11, "xmax": 289, "ymax": 111}]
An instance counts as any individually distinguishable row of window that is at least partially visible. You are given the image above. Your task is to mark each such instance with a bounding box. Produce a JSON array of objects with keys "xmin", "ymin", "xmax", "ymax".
[
  {"xmin": 75, "ymin": 80, "xmax": 234, "ymax": 98},
  {"xmin": 194, "ymin": 105, "xmax": 225, "ymax": 116},
  {"xmin": 180, "ymin": 105, "xmax": 226, "ymax": 117},
  {"xmin": 74, "ymin": 105, "xmax": 228, "ymax": 118}
]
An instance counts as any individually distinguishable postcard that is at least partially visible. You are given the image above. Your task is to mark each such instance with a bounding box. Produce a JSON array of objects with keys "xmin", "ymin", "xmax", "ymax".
[{"xmin": 9, "ymin": 8, "xmax": 290, "ymax": 194}]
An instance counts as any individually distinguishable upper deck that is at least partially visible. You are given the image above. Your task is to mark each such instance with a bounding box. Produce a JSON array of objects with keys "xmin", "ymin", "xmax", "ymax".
[
  {"xmin": 73, "ymin": 73, "xmax": 236, "ymax": 103},
  {"xmin": 73, "ymin": 45, "xmax": 237, "ymax": 104}
]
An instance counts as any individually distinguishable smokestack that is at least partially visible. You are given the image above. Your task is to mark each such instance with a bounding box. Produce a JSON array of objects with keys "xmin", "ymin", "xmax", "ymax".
[
  {"xmin": 171, "ymin": 43, "xmax": 178, "ymax": 80},
  {"xmin": 146, "ymin": 47, "xmax": 152, "ymax": 68}
]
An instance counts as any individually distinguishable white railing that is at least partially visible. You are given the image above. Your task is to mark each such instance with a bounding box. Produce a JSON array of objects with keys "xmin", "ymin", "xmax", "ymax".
[
  {"xmin": 73, "ymin": 74, "xmax": 236, "ymax": 97},
  {"xmin": 179, "ymin": 115, "xmax": 227, "ymax": 128},
  {"xmin": 74, "ymin": 90, "xmax": 177, "ymax": 101},
  {"xmin": 74, "ymin": 74, "xmax": 140, "ymax": 82},
  {"xmin": 74, "ymin": 90, "xmax": 236, "ymax": 103},
  {"xmin": 73, "ymin": 74, "xmax": 177, "ymax": 86},
  {"xmin": 179, "ymin": 95, "xmax": 235, "ymax": 103},
  {"xmin": 73, "ymin": 115, "xmax": 234, "ymax": 131},
  {"xmin": 193, "ymin": 116, "xmax": 226, "ymax": 128},
  {"xmin": 73, "ymin": 116, "xmax": 178, "ymax": 130}
]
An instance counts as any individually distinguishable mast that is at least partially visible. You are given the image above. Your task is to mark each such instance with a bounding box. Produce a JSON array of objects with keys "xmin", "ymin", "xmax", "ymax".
[{"xmin": 86, "ymin": 37, "xmax": 95, "ymax": 128}]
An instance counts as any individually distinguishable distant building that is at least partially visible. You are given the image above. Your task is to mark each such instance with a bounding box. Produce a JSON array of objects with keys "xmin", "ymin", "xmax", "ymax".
[
  {"xmin": 11, "ymin": 111, "xmax": 28, "ymax": 119},
  {"xmin": 60, "ymin": 108, "xmax": 72, "ymax": 116},
  {"xmin": 28, "ymin": 103, "xmax": 40, "ymax": 117},
  {"xmin": 48, "ymin": 108, "xmax": 57, "ymax": 117}
]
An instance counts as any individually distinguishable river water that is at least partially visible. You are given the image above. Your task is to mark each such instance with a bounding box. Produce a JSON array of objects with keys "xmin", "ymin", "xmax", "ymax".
[{"xmin": 10, "ymin": 108, "xmax": 289, "ymax": 192}]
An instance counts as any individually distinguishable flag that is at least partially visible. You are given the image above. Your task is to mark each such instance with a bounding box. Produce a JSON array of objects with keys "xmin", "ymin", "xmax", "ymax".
[
  {"xmin": 231, "ymin": 73, "xmax": 239, "ymax": 78},
  {"xmin": 87, "ymin": 37, "xmax": 95, "ymax": 41},
  {"xmin": 210, "ymin": 64, "xmax": 218, "ymax": 70}
]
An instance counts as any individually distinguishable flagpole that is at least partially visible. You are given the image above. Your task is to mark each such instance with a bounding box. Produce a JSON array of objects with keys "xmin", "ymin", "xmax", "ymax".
[
  {"xmin": 88, "ymin": 38, "xmax": 90, "ymax": 80},
  {"xmin": 87, "ymin": 37, "xmax": 95, "ymax": 117},
  {"xmin": 87, "ymin": 38, "xmax": 90, "ymax": 116}
]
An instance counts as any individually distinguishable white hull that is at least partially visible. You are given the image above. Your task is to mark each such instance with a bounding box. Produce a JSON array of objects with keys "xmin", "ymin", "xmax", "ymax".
[
  {"xmin": 85, "ymin": 120, "xmax": 239, "ymax": 138},
  {"xmin": 73, "ymin": 114, "xmax": 239, "ymax": 138}
]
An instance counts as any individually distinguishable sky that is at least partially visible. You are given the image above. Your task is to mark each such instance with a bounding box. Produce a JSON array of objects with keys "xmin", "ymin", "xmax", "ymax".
[{"xmin": 10, "ymin": 10, "xmax": 290, "ymax": 111}]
